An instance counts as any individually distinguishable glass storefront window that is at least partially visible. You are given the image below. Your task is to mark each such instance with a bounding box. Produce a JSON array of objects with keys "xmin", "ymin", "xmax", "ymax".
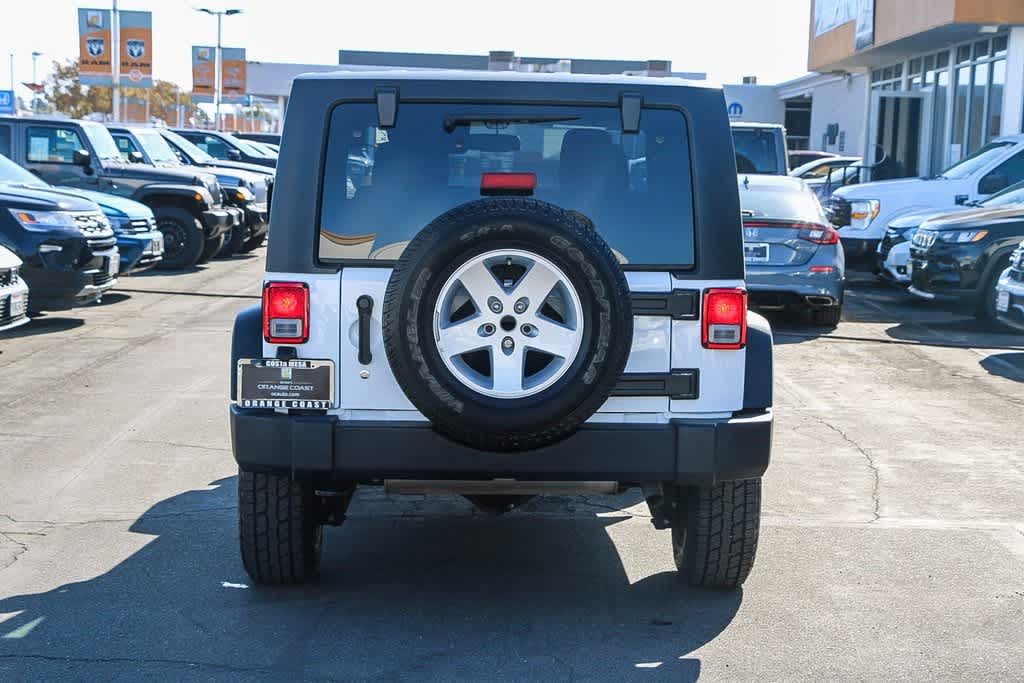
[
  {"xmin": 952, "ymin": 65, "xmax": 971, "ymax": 160},
  {"xmin": 988, "ymin": 59, "xmax": 1005, "ymax": 139},
  {"xmin": 973, "ymin": 40, "xmax": 990, "ymax": 60},
  {"xmin": 932, "ymin": 69, "xmax": 950, "ymax": 171},
  {"xmin": 968, "ymin": 62, "xmax": 990, "ymax": 152},
  {"xmin": 993, "ymin": 36, "xmax": 1008, "ymax": 58},
  {"xmin": 937, "ymin": 51, "xmax": 949, "ymax": 68}
]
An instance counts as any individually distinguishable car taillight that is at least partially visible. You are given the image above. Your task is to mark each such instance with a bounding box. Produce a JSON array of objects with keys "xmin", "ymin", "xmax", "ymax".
[
  {"xmin": 263, "ymin": 281, "xmax": 309, "ymax": 344},
  {"xmin": 798, "ymin": 224, "xmax": 840, "ymax": 245},
  {"xmin": 702, "ymin": 288, "xmax": 747, "ymax": 349}
]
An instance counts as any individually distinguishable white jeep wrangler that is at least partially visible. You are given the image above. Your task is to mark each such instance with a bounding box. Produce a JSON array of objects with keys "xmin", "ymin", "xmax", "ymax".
[{"xmin": 230, "ymin": 71, "xmax": 774, "ymax": 588}]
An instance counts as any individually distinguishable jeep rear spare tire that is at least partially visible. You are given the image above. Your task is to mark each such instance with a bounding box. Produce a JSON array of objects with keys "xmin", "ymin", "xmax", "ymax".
[{"xmin": 382, "ymin": 198, "xmax": 633, "ymax": 452}]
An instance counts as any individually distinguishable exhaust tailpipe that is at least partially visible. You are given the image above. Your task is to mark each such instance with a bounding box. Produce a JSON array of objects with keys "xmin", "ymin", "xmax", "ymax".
[{"xmin": 805, "ymin": 295, "xmax": 835, "ymax": 307}]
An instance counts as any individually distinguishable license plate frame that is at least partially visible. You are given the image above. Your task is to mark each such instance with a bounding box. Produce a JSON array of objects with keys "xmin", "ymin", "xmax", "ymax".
[
  {"xmin": 744, "ymin": 243, "xmax": 770, "ymax": 263},
  {"xmin": 237, "ymin": 358, "xmax": 335, "ymax": 409},
  {"xmin": 996, "ymin": 289, "xmax": 1010, "ymax": 313}
]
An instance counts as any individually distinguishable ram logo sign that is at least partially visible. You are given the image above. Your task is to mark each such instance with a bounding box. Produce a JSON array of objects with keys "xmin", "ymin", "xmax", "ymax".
[{"xmin": 126, "ymin": 39, "xmax": 145, "ymax": 59}]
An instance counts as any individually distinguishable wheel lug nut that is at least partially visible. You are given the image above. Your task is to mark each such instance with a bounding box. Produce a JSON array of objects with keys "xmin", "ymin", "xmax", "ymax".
[
  {"xmin": 502, "ymin": 336, "xmax": 514, "ymax": 350},
  {"xmin": 514, "ymin": 297, "xmax": 529, "ymax": 314},
  {"xmin": 488, "ymin": 297, "xmax": 503, "ymax": 314},
  {"xmin": 480, "ymin": 323, "xmax": 496, "ymax": 336},
  {"xmin": 520, "ymin": 324, "xmax": 535, "ymax": 336}
]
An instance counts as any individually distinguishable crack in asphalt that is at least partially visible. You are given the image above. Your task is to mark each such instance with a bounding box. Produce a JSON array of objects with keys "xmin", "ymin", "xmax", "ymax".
[
  {"xmin": 806, "ymin": 415, "xmax": 882, "ymax": 523},
  {"xmin": 0, "ymin": 531, "xmax": 29, "ymax": 571}
]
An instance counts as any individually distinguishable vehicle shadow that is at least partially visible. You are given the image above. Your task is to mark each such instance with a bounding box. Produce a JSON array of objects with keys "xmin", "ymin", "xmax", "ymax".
[
  {"xmin": 127, "ymin": 264, "xmax": 209, "ymax": 277},
  {"xmin": 0, "ymin": 316, "xmax": 84, "ymax": 338},
  {"xmin": 0, "ymin": 478, "xmax": 739, "ymax": 680},
  {"xmin": 95, "ymin": 292, "xmax": 132, "ymax": 306},
  {"xmin": 979, "ymin": 352, "xmax": 1024, "ymax": 382},
  {"xmin": 884, "ymin": 317, "xmax": 1024, "ymax": 348}
]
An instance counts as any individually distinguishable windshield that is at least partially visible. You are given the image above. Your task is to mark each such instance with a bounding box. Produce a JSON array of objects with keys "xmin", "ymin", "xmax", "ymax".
[
  {"xmin": 980, "ymin": 180, "xmax": 1024, "ymax": 208},
  {"xmin": 0, "ymin": 153, "xmax": 47, "ymax": 186},
  {"xmin": 161, "ymin": 130, "xmax": 213, "ymax": 163},
  {"xmin": 319, "ymin": 102, "xmax": 695, "ymax": 266},
  {"xmin": 940, "ymin": 141, "xmax": 1012, "ymax": 180},
  {"xmin": 132, "ymin": 129, "xmax": 181, "ymax": 164},
  {"xmin": 226, "ymin": 134, "xmax": 275, "ymax": 158},
  {"xmin": 80, "ymin": 121, "xmax": 124, "ymax": 162},
  {"xmin": 732, "ymin": 128, "xmax": 780, "ymax": 175}
]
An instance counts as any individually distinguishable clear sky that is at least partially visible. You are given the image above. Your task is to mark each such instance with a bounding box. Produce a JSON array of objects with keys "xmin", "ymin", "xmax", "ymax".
[{"xmin": 4, "ymin": 0, "xmax": 811, "ymax": 101}]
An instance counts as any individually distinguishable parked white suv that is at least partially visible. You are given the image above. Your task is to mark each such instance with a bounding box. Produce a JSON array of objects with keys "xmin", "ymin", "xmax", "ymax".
[
  {"xmin": 0, "ymin": 245, "xmax": 29, "ymax": 332},
  {"xmin": 229, "ymin": 72, "xmax": 775, "ymax": 588},
  {"xmin": 828, "ymin": 134, "xmax": 1024, "ymax": 264}
]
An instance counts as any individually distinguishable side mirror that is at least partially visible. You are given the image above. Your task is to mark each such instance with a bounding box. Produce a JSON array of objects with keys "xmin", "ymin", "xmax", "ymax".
[
  {"xmin": 979, "ymin": 171, "xmax": 1009, "ymax": 195},
  {"xmin": 72, "ymin": 148, "xmax": 91, "ymax": 167},
  {"xmin": 128, "ymin": 151, "xmax": 145, "ymax": 164},
  {"xmin": 226, "ymin": 148, "xmax": 242, "ymax": 161}
]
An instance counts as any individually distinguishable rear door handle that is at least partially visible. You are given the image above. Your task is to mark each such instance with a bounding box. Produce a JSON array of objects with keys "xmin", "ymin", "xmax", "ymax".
[{"xmin": 356, "ymin": 295, "xmax": 373, "ymax": 365}]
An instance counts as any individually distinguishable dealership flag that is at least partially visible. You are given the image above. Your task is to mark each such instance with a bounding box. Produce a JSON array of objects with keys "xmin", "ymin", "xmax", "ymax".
[
  {"xmin": 78, "ymin": 8, "xmax": 113, "ymax": 86},
  {"xmin": 118, "ymin": 10, "xmax": 153, "ymax": 87},
  {"xmin": 220, "ymin": 48, "xmax": 247, "ymax": 102},
  {"xmin": 191, "ymin": 46, "xmax": 215, "ymax": 102}
]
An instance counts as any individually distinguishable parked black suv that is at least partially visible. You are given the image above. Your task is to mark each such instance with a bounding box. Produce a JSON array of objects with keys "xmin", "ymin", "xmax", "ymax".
[
  {"xmin": 0, "ymin": 153, "xmax": 118, "ymax": 311},
  {"xmin": 909, "ymin": 183, "xmax": 1024, "ymax": 319},
  {"xmin": 171, "ymin": 129, "xmax": 277, "ymax": 169},
  {"xmin": 230, "ymin": 72, "xmax": 774, "ymax": 588},
  {"xmin": 0, "ymin": 116, "xmax": 233, "ymax": 268},
  {"xmin": 108, "ymin": 125, "xmax": 268, "ymax": 256}
]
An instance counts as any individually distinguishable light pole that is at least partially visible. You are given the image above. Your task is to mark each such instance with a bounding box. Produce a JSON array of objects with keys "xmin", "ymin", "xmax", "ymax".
[
  {"xmin": 195, "ymin": 7, "xmax": 242, "ymax": 130},
  {"xmin": 31, "ymin": 51, "xmax": 42, "ymax": 112}
]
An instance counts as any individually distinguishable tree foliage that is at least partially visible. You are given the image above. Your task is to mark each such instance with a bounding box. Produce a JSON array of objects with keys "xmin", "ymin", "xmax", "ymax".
[{"xmin": 43, "ymin": 59, "xmax": 206, "ymax": 124}]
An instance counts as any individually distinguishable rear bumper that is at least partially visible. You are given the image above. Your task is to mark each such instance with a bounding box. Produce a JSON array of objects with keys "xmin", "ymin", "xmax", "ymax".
[
  {"xmin": 229, "ymin": 405, "xmax": 773, "ymax": 486},
  {"xmin": 746, "ymin": 274, "xmax": 843, "ymax": 308}
]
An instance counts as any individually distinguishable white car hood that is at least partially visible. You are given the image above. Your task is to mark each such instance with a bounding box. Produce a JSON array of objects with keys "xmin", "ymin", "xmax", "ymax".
[
  {"xmin": 836, "ymin": 176, "xmax": 935, "ymax": 200},
  {"xmin": 0, "ymin": 245, "xmax": 22, "ymax": 269}
]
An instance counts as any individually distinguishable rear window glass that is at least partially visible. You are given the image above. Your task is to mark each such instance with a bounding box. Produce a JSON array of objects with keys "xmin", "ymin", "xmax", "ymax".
[
  {"xmin": 732, "ymin": 128, "xmax": 780, "ymax": 175},
  {"xmin": 738, "ymin": 181, "xmax": 825, "ymax": 223},
  {"xmin": 318, "ymin": 103, "xmax": 695, "ymax": 266}
]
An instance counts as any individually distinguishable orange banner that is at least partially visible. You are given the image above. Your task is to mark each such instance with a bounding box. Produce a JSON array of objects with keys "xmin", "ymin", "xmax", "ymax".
[
  {"xmin": 192, "ymin": 46, "xmax": 215, "ymax": 101},
  {"xmin": 220, "ymin": 48, "xmax": 247, "ymax": 102},
  {"xmin": 118, "ymin": 10, "xmax": 152, "ymax": 87},
  {"xmin": 78, "ymin": 8, "xmax": 112, "ymax": 85}
]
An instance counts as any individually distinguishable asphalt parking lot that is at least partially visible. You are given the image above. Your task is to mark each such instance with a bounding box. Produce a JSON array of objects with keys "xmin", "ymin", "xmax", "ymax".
[{"xmin": 1, "ymin": 252, "xmax": 1023, "ymax": 681}]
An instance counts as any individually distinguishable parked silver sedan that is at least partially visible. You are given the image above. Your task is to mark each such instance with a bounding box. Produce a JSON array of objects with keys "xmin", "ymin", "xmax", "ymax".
[{"xmin": 739, "ymin": 174, "xmax": 846, "ymax": 326}]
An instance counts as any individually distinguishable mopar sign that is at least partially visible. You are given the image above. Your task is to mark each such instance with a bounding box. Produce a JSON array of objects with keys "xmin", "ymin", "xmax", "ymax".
[
  {"xmin": 0, "ymin": 90, "xmax": 13, "ymax": 115},
  {"xmin": 728, "ymin": 102, "xmax": 744, "ymax": 118}
]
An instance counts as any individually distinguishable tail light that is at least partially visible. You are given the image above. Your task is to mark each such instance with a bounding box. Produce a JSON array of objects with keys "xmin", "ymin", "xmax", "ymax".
[
  {"xmin": 263, "ymin": 281, "xmax": 309, "ymax": 344},
  {"xmin": 742, "ymin": 220, "xmax": 839, "ymax": 245},
  {"xmin": 798, "ymin": 224, "xmax": 840, "ymax": 245},
  {"xmin": 702, "ymin": 288, "xmax": 747, "ymax": 349}
]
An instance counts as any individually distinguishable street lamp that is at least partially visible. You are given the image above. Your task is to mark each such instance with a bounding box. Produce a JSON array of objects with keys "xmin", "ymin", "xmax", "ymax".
[
  {"xmin": 31, "ymin": 51, "xmax": 42, "ymax": 112},
  {"xmin": 195, "ymin": 7, "xmax": 242, "ymax": 130}
]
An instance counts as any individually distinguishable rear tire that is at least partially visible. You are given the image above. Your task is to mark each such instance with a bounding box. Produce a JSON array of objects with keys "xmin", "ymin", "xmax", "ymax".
[
  {"xmin": 198, "ymin": 233, "xmax": 225, "ymax": 263},
  {"xmin": 811, "ymin": 305, "xmax": 842, "ymax": 327},
  {"xmin": 670, "ymin": 480, "xmax": 761, "ymax": 588},
  {"xmin": 238, "ymin": 469, "xmax": 323, "ymax": 585},
  {"xmin": 975, "ymin": 255, "xmax": 1012, "ymax": 321},
  {"xmin": 154, "ymin": 207, "xmax": 205, "ymax": 269}
]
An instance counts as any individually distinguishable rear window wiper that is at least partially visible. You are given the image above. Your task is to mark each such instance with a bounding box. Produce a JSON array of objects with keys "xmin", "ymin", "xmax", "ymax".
[{"xmin": 443, "ymin": 114, "xmax": 579, "ymax": 133}]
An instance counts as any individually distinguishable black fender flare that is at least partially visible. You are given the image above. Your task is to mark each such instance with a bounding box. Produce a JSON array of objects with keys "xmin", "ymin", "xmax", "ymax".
[
  {"xmin": 743, "ymin": 310, "xmax": 773, "ymax": 411},
  {"xmin": 132, "ymin": 184, "xmax": 209, "ymax": 215},
  {"xmin": 230, "ymin": 304, "xmax": 263, "ymax": 400}
]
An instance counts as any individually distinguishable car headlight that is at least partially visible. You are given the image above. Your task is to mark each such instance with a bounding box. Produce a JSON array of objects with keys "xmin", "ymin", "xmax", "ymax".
[
  {"xmin": 938, "ymin": 229, "xmax": 989, "ymax": 243},
  {"xmin": 107, "ymin": 215, "xmax": 133, "ymax": 233},
  {"xmin": 849, "ymin": 200, "xmax": 880, "ymax": 230},
  {"xmin": 8, "ymin": 209, "xmax": 78, "ymax": 231}
]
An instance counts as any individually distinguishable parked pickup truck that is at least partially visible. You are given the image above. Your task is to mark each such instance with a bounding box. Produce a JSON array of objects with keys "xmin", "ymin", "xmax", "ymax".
[
  {"xmin": 827, "ymin": 134, "xmax": 1024, "ymax": 265},
  {"xmin": 0, "ymin": 116, "xmax": 234, "ymax": 269}
]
